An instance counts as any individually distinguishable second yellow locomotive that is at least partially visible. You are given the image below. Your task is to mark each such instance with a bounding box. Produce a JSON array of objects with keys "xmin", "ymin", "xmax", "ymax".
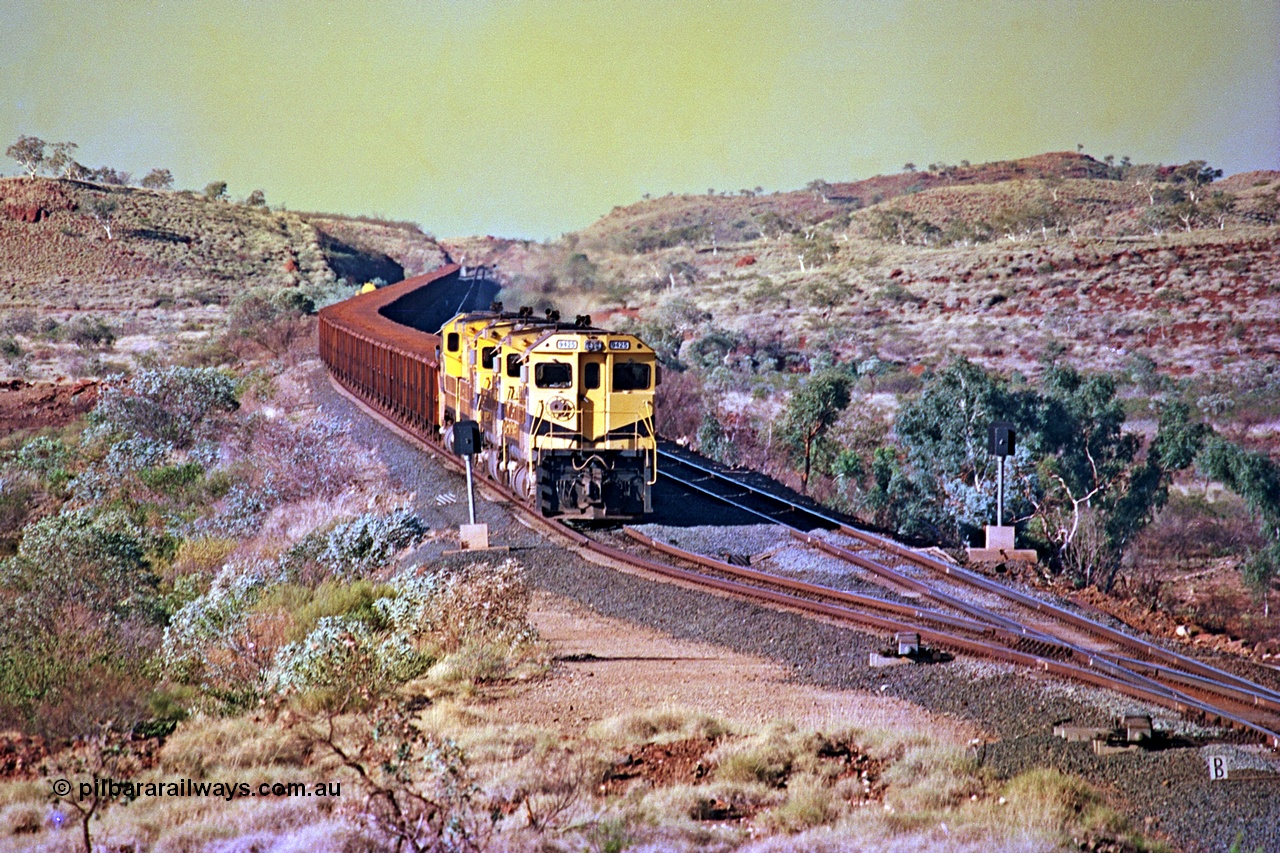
[{"xmin": 438, "ymin": 306, "xmax": 657, "ymax": 519}]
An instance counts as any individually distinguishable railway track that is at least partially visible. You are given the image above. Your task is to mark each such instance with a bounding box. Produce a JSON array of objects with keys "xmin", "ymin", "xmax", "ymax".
[
  {"xmin": 654, "ymin": 443, "xmax": 1280, "ymax": 748},
  {"xmin": 329, "ymin": 370, "xmax": 1280, "ymax": 748},
  {"xmin": 318, "ymin": 269, "xmax": 1279, "ymax": 750}
]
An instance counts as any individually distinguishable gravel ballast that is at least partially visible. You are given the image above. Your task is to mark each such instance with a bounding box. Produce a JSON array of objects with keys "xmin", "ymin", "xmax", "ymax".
[{"xmin": 314, "ymin": 367, "xmax": 1280, "ymax": 853}]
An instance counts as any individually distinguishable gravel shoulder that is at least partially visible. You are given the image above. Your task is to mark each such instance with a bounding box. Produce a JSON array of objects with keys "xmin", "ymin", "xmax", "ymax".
[{"xmin": 487, "ymin": 590, "xmax": 978, "ymax": 741}]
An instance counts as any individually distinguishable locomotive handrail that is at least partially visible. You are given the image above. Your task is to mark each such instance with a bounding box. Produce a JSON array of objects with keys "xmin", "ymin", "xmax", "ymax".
[
  {"xmin": 644, "ymin": 400, "xmax": 658, "ymax": 485},
  {"xmin": 531, "ymin": 399, "xmax": 547, "ymax": 446}
]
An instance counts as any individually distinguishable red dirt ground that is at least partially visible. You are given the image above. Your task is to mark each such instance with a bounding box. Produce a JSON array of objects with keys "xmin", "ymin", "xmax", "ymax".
[{"xmin": 0, "ymin": 378, "xmax": 98, "ymax": 433}]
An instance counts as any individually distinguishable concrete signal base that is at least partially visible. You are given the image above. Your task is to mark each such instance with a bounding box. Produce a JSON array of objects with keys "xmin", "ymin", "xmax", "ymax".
[
  {"xmin": 445, "ymin": 523, "xmax": 510, "ymax": 555},
  {"xmin": 966, "ymin": 524, "xmax": 1038, "ymax": 563}
]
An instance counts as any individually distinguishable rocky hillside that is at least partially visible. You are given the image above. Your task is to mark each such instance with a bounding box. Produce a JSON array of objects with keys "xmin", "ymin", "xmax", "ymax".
[
  {"xmin": 574, "ymin": 151, "xmax": 1125, "ymax": 250},
  {"xmin": 447, "ymin": 153, "xmax": 1280, "ymax": 395},
  {"xmin": 0, "ymin": 177, "xmax": 448, "ymax": 381},
  {"xmin": 0, "ymin": 177, "xmax": 447, "ymax": 310}
]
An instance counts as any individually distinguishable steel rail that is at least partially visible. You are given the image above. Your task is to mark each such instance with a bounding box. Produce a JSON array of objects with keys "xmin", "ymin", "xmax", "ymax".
[
  {"xmin": 657, "ymin": 447, "xmax": 1280, "ymax": 742},
  {"xmin": 657, "ymin": 450, "xmax": 1191, "ymax": 689},
  {"xmin": 622, "ymin": 527, "xmax": 1280, "ymax": 747},
  {"xmin": 792, "ymin": 526, "xmax": 1280, "ymax": 729},
  {"xmin": 329, "ymin": 369, "xmax": 1280, "ymax": 749},
  {"xmin": 655, "ymin": 454, "xmax": 1098, "ymax": 654},
  {"xmin": 833, "ymin": 520, "xmax": 1280, "ymax": 707},
  {"xmin": 659, "ymin": 444, "xmax": 1280, "ymax": 709},
  {"xmin": 622, "ymin": 527, "xmax": 1020, "ymax": 639},
  {"xmin": 1109, "ymin": 655, "xmax": 1280, "ymax": 715}
]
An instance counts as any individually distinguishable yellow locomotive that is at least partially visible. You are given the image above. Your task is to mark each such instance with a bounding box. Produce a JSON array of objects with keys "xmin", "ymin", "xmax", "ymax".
[{"xmin": 438, "ymin": 306, "xmax": 657, "ymax": 519}]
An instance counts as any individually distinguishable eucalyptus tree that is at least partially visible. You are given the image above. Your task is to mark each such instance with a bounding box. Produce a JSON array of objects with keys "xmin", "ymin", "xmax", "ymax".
[{"xmin": 780, "ymin": 369, "xmax": 852, "ymax": 495}]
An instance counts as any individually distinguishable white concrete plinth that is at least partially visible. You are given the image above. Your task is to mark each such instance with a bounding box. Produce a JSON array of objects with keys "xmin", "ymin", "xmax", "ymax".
[
  {"xmin": 985, "ymin": 525, "xmax": 1016, "ymax": 549},
  {"xmin": 459, "ymin": 523, "xmax": 490, "ymax": 551},
  {"xmin": 967, "ymin": 524, "xmax": 1038, "ymax": 563}
]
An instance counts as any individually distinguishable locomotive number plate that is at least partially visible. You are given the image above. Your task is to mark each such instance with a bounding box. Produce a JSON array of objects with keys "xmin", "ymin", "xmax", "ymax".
[
  {"xmin": 556, "ymin": 340, "xmax": 578, "ymax": 350},
  {"xmin": 608, "ymin": 340, "xmax": 631, "ymax": 350}
]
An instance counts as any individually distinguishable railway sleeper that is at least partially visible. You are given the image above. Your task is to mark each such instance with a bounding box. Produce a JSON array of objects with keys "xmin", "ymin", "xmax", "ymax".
[{"xmin": 1014, "ymin": 637, "xmax": 1073, "ymax": 660}]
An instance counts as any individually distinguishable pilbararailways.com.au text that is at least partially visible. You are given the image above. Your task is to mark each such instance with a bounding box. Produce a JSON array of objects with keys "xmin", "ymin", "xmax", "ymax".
[{"xmin": 51, "ymin": 777, "xmax": 341, "ymax": 802}]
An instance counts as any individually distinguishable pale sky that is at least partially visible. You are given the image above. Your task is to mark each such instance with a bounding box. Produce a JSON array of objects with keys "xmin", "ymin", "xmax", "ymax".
[{"xmin": 2, "ymin": 1, "xmax": 1277, "ymax": 238}]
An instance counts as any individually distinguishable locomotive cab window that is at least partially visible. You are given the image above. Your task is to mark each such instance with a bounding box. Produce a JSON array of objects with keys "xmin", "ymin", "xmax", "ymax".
[
  {"xmin": 506, "ymin": 353, "xmax": 522, "ymax": 378},
  {"xmin": 535, "ymin": 361, "xmax": 573, "ymax": 388},
  {"xmin": 480, "ymin": 346, "xmax": 497, "ymax": 370},
  {"xmin": 446, "ymin": 332, "xmax": 460, "ymax": 352},
  {"xmin": 583, "ymin": 362, "xmax": 601, "ymax": 390},
  {"xmin": 612, "ymin": 361, "xmax": 650, "ymax": 391}
]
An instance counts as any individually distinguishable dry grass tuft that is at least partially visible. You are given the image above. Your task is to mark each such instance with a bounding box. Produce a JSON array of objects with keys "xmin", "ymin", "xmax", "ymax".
[
  {"xmin": 159, "ymin": 716, "xmax": 311, "ymax": 777},
  {"xmin": 638, "ymin": 779, "xmax": 781, "ymax": 828},
  {"xmin": 879, "ymin": 743, "xmax": 983, "ymax": 813},
  {"xmin": 0, "ymin": 781, "xmax": 44, "ymax": 810},
  {"xmin": 0, "ymin": 802, "xmax": 42, "ymax": 837},
  {"xmin": 168, "ymin": 536, "xmax": 238, "ymax": 580},
  {"xmin": 756, "ymin": 772, "xmax": 838, "ymax": 832},
  {"xmin": 588, "ymin": 707, "xmax": 730, "ymax": 746},
  {"xmin": 995, "ymin": 767, "xmax": 1129, "ymax": 839}
]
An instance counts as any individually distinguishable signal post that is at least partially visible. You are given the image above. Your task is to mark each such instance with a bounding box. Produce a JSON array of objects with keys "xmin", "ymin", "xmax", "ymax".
[
  {"xmin": 448, "ymin": 420, "xmax": 508, "ymax": 554},
  {"xmin": 967, "ymin": 422, "xmax": 1036, "ymax": 563}
]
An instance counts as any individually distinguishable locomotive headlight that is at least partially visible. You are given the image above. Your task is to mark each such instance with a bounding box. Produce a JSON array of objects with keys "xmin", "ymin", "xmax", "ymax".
[
  {"xmin": 585, "ymin": 338, "xmax": 605, "ymax": 352},
  {"xmin": 547, "ymin": 397, "xmax": 577, "ymax": 420}
]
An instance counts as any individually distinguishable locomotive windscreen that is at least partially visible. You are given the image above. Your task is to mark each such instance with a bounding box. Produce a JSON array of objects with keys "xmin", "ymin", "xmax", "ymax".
[{"xmin": 613, "ymin": 362, "xmax": 651, "ymax": 390}]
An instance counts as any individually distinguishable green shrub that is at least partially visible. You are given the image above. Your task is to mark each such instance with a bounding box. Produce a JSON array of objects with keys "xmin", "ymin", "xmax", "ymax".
[
  {"xmin": 278, "ymin": 578, "xmax": 396, "ymax": 641},
  {"xmin": 0, "ymin": 555, "xmax": 159, "ymax": 739},
  {"xmin": 161, "ymin": 558, "xmax": 278, "ymax": 690},
  {"xmin": 0, "ymin": 335, "xmax": 21, "ymax": 361},
  {"xmin": 2, "ymin": 507, "xmax": 157, "ymax": 617},
  {"xmin": 315, "ymin": 509, "xmax": 428, "ymax": 580},
  {"xmin": 403, "ymin": 558, "xmax": 534, "ymax": 652},
  {"xmin": 63, "ymin": 315, "xmax": 116, "ymax": 349},
  {"xmin": 10, "ymin": 434, "xmax": 74, "ymax": 481},
  {"xmin": 90, "ymin": 366, "xmax": 239, "ymax": 448},
  {"xmin": 268, "ymin": 613, "xmax": 433, "ymax": 698}
]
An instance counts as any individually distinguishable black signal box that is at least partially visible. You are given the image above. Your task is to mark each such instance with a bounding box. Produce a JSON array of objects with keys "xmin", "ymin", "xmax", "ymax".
[
  {"xmin": 453, "ymin": 420, "xmax": 482, "ymax": 456},
  {"xmin": 988, "ymin": 422, "xmax": 1015, "ymax": 457}
]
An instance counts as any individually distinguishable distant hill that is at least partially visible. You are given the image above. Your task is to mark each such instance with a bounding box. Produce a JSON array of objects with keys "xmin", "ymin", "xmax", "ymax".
[
  {"xmin": 443, "ymin": 152, "xmax": 1280, "ymax": 394},
  {"xmin": 571, "ymin": 152, "xmax": 1107, "ymax": 249},
  {"xmin": 0, "ymin": 177, "xmax": 446, "ymax": 312}
]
